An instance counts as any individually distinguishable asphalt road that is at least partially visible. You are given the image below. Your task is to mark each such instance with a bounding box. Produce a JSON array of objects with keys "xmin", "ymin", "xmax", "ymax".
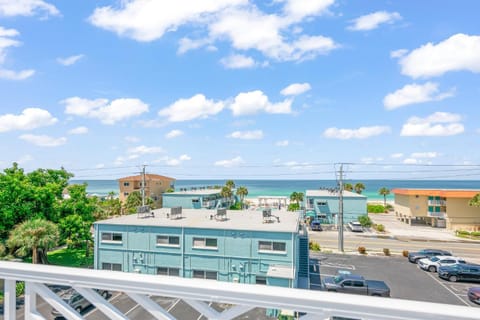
[{"xmin": 308, "ymin": 230, "xmax": 480, "ymax": 262}]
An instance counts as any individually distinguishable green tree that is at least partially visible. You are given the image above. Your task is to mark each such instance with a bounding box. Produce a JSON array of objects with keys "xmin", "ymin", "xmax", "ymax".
[
  {"xmin": 236, "ymin": 186, "xmax": 248, "ymax": 209},
  {"xmin": 344, "ymin": 183, "xmax": 353, "ymax": 192},
  {"xmin": 57, "ymin": 184, "xmax": 98, "ymax": 222},
  {"xmin": 124, "ymin": 191, "xmax": 154, "ymax": 213},
  {"xmin": 220, "ymin": 186, "xmax": 233, "ymax": 207},
  {"xmin": 7, "ymin": 219, "xmax": 59, "ymax": 264},
  {"xmin": 354, "ymin": 182, "xmax": 366, "ymax": 194},
  {"xmin": 98, "ymin": 192, "xmax": 122, "ymax": 218},
  {"xmin": 225, "ymin": 180, "xmax": 236, "ymax": 190},
  {"xmin": 290, "ymin": 191, "xmax": 304, "ymax": 206},
  {"xmin": 378, "ymin": 187, "xmax": 390, "ymax": 208},
  {"xmin": 59, "ymin": 214, "xmax": 92, "ymax": 248},
  {"xmin": 469, "ymin": 193, "xmax": 480, "ymax": 207}
]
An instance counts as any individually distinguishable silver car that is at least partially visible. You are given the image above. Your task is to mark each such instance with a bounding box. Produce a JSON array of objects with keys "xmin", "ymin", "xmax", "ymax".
[{"xmin": 348, "ymin": 221, "xmax": 363, "ymax": 232}]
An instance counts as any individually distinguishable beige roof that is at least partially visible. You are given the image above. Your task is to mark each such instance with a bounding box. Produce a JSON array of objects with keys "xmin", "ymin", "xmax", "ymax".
[
  {"xmin": 118, "ymin": 174, "xmax": 175, "ymax": 182},
  {"xmin": 95, "ymin": 208, "xmax": 300, "ymax": 233}
]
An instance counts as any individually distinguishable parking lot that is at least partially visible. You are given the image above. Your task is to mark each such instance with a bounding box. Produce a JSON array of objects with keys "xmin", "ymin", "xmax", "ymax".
[{"xmin": 309, "ymin": 252, "xmax": 479, "ymax": 308}]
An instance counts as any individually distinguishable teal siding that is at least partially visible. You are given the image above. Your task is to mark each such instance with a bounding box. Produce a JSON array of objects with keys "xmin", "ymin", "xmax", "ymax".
[
  {"xmin": 305, "ymin": 195, "xmax": 367, "ymax": 224},
  {"xmin": 94, "ymin": 223, "xmax": 302, "ymax": 288}
]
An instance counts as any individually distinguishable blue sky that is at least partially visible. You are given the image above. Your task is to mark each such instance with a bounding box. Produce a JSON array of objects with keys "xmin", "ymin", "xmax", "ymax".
[{"xmin": 0, "ymin": 0, "xmax": 479, "ymax": 180}]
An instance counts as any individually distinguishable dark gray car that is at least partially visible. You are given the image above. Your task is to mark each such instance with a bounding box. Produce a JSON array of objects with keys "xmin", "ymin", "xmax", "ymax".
[
  {"xmin": 408, "ymin": 248, "xmax": 451, "ymax": 263},
  {"xmin": 322, "ymin": 274, "xmax": 390, "ymax": 297}
]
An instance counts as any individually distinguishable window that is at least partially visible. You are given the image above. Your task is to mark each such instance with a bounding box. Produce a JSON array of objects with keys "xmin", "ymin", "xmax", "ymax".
[
  {"xmin": 193, "ymin": 270, "xmax": 217, "ymax": 280},
  {"xmin": 256, "ymin": 276, "xmax": 267, "ymax": 285},
  {"xmin": 316, "ymin": 201, "xmax": 327, "ymax": 206},
  {"xmin": 157, "ymin": 267, "xmax": 180, "ymax": 276},
  {"xmin": 193, "ymin": 237, "xmax": 217, "ymax": 249},
  {"xmin": 101, "ymin": 232, "xmax": 122, "ymax": 243},
  {"xmin": 353, "ymin": 281, "xmax": 365, "ymax": 287},
  {"xmin": 102, "ymin": 263, "xmax": 122, "ymax": 271},
  {"xmin": 258, "ymin": 241, "xmax": 286, "ymax": 253},
  {"xmin": 342, "ymin": 280, "xmax": 352, "ymax": 286},
  {"xmin": 156, "ymin": 235, "xmax": 180, "ymax": 246},
  {"xmin": 123, "ymin": 182, "xmax": 130, "ymax": 187},
  {"xmin": 124, "ymin": 192, "xmax": 129, "ymax": 197}
]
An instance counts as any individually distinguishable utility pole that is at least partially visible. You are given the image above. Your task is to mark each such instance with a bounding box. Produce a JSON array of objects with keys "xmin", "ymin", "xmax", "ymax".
[
  {"xmin": 338, "ymin": 164, "xmax": 344, "ymax": 252},
  {"xmin": 141, "ymin": 164, "xmax": 146, "ymax": 207}
]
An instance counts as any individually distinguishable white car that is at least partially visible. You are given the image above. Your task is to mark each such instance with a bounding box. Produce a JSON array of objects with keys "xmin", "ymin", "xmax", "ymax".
[
  {"xmin": 418, "ymin": 256, "xmax": 466, "ymax": 272},
  {"xmin": 348, "ymin": 221, "xmax": 363, "ymax": 232}
]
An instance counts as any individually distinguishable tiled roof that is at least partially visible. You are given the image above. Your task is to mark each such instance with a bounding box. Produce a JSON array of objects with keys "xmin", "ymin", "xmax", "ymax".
[{"xmin": 118, "ymin": 174, "xmax": 175, "ymax": 181}]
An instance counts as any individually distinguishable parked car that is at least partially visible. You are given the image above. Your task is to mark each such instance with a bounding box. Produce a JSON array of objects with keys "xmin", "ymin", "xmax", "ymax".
[
  {"xmin": 407, "ymin": 249, "xmax": 452, "ymax": 263},
  {"xmin": 417, "ymin": 256, "xmax": 466, "ymax": 272},
  {"xmin": 311, "ymin": 220, "xmax": 323, "ymax": 231},
  {"xmin": 51, "ymin": 289, "xmax": 110, "ymax": 318},
  {"xmin": 348, "ymin": 221, "xmax": 363, "ymax": 232},
  {"xmin": 468, "ymin": 287, "xmax": 480, "ymax": 304},
  {"xmin": 322, "ymin": 273, "xmax": 390, "ymax": 297},
  {"xmin": 438, "ymin": 264, "xmax": 480, "ymax": 282}
]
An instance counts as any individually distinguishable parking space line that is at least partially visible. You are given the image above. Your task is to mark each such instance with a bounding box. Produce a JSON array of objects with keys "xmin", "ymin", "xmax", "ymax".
[
  {"xmin": 425, "ymin": 273, "xmax": 470, "ymax": 306},
  {"xmin": 167, "ymin": 298, "xmax": 180, "ymax": 312},
  {"xmin": 84, "ymin": 291, "xmax": 123, "ymax": 318}
]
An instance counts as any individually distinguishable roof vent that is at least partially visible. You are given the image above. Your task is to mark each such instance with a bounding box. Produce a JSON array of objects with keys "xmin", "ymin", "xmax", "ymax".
[
  {"xmin": 215, "ymin": 208, "xmax": 227, "ymax": 221},
  {"xmin": 137, "ymin": 205, "xmax": 153, "ymax": 219},
  {"xmin": 170, "ymin": 206, "xmax": 182, "ymax": 219}
]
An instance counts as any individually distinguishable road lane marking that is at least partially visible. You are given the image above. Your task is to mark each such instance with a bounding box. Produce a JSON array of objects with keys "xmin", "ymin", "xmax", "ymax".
[{"xmin": 425, "ymin": 272, "xmax": 470, "ymax": 306}]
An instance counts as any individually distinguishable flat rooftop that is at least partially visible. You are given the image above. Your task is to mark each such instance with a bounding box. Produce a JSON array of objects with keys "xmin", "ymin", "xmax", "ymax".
[
  {"xmin": 95, "ymin": 208, "xmax": 300, "ymax": 233},
  {"xmin": 392, "ymin": 188, "xmax": 480, "ymax": 198},
  {"xmin": 306, "ymin": 190, "xmax": 366, "ymax": 198},
  {"xmin": 166, "ymin": 189, "xmax": 221, "ymax": 196}
]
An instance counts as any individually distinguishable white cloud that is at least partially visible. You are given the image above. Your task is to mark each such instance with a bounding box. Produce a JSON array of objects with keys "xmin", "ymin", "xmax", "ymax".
[
  {"xmin": 154, "ymin": 154, "xmax": 192, "ymax": 166},
  {"xmin": 348, "ymin": 11, "xmax": 402, "ymax": 31},
  {"xmin": 0, "ymin": 69, "xmax": 35, "ymax": 80},
  {"xmin": 165, "ymin": 129, "xmax": 184, "ymax": 139},
  {"xmin": 410, "ymin": 152, "xmax": 439, "ymax": 158},
  {"xmin": 17, "ymin": 154, "xmax": 33, "ymax": 164},
  {"xmin": 383, "ymin": 82, "xmax": 454, "ymax": 110},
  {"xmin": 127, "ymin": 145, "xmax": 164, "ymax": 155},
  {"xmin": 390, "ymin": 153, "xmax": 404, "ymax": 159},
  {"xmin": 62, "ymin": 97, "xmax": 149, "ymax": 124},
  {"xmin": 89, "ymin": 0, "xmax": 245, "ymax": 42},
  {"xmin": 400, "ymin": 112, "xmax": 464, "ymax": 136},
  {"xmin": 158, "ymin": 94, "xmax": 224, "ymax": 122},
  {"xmin": 230, "ymin": 90, "xmax": 292, "ymax": 116},
  {"xmin": 124, "ymin": 136, "xmax": 140, "ymax": 143},
  {"xmin": 323, "ymin": 126, "xmax": 391, "ymax": 139},
  {"xmin": 214, "ymin": 156, "xmax": 244, "ymax": 168},
  {"xmin": 0, "ymin": 26, "xmax": 20, "ymax": 63},
  {"xmin": 403, "ymin": 158, "xmax": 419, "ymax": 164},
  {"xmin": 179, "ymin": 154, "xmax": 191, "ymax": 161},
  {"xmin": 0, "ymin": 108, "xmax": 57, "ymax": 132},
  {"xmin": 227, "ymin": 130, "xmax": 263, "ymax": 139},
  {"xmin": 57, "ymin": 54, "xmax": 84, "ymax": 66},
  {"xmin": 399, "ymin": 34, "xmax": 480, "ymax": 78},
  {"xmin": 390, "ymin": 49, "xmax": 407, "ymax": 58},
  {"xmin": 19, "ymin": 134, "xmax": 66, "ymax": 147},
  {"xmin": 276, "ymin": 140, "xmax": 289, "ymax": 147},
  {"xmin": 90, "ymin": 0, "xmax": 338, "ymax": 62},
  {"xmin": 280, "ymin": 82, "xmax": 311, "ymax": 96},
  {"xmin": 0, "ymin": 0, "xmax": 59, "ymax": 17},
  {"xmin": 68, "ymin": 126, "xmax": 88, "ymax": 135},
  {"xmin": 220, "ymin": 54, "xmax": 256, "ymax": 69}
]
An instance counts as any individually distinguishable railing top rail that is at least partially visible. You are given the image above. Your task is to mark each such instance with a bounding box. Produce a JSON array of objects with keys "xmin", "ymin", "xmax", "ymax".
[{"xmin": 0, "ymin": 261, "xmax": 478, "ymax": 320}]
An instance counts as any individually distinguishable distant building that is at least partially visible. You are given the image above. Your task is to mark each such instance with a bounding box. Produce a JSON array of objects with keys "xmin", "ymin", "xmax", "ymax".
[
  {"xmin": 118, "ymin": 174, "xmax": 175, "ymax": 208},
  {"xmin": 93, "ymin": 208, "xmax": 309, "ymax": 289},
  {"xmin": 304, "ymin": 190, "xmax": 367, "ymax": 224},
  {"xmin": 162, "ymin": 188, "xmax": 231, "ymax": 209},
  {"xmin": 392, "ymin": 189, "xmax": 480, "ymax": 230}
]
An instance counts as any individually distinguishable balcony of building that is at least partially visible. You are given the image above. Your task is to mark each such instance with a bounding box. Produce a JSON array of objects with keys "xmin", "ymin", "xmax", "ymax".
[
  {"xmin": 427, "ymin": 200, "xmax": 447, "ymax": 206},
  {"xmin": 1, "ymin": 261, "xmax": 477, "ymax": 320}
]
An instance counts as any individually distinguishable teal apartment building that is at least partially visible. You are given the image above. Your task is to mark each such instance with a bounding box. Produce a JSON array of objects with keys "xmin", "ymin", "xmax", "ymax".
[
  {"xmin": 94, "ymin": 208, "xmax": 309, "ymax": 288},
  {"xmin": 305, "ymin": 189, "xmax": 367, "ymax": 224},
  {"xmin": 163, "ymin": 189, "xmax": 231, "ymax": 209}
]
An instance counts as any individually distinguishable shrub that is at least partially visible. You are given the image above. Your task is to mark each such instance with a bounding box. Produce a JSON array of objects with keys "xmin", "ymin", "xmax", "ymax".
[
  {"xmin": 16, "ymin": 282, "xmax": 25, "ymax": 296},
  {"xmin": 471, "ymin": 231, "xmax": 480, "ymax": 237},
  {"xmin": 383, "ymin": 248, "xmax": 390, "ymax": 256},
  {"xmin": 402, "ymin": 250, "xmax": 409, "ymax": 257},
  {"xmin": 358, "ymin": 215, "xmax": 372, "ymax": 227},
  {"xmin": 288, "ymin": 203, "xmax": 300, "ymax": 211},
  {"xmin": 367, "ymin": 204, "xmax": 385, "ymax": 213},
  {"xmin": 358, "ymin": 246, "xmax": 366, "ymax": 254},
  {"xmin": 309, "ymin": 241, "xmax": 321, "ymax": 251},
  {"xmin": 456, "ymin": 230, "xmax": 470, "ymax": 236},
  {"xmin": 385, "ymin": 204, "xmax": 394, "ymax": 211},
  {"xmin": 229, "ymin": 202, "xmax": 242, "ymax": 210},
  {"xmin": 0, "ymin": 243, "xmax": 5, "ymax": 257},
  {"xmin": 375, "ymin": 224, "xmax": 385, "ymax": 232}
]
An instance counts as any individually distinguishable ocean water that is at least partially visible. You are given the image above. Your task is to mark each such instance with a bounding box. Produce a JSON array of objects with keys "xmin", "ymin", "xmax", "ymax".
[{"xmin": 70, "ymin": 179, "xmax": 480, "ymax": 202}]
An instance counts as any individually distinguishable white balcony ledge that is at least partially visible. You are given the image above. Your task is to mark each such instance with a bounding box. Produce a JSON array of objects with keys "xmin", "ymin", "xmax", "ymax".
[{"xmin": 0, "ymin": 261, "xmax": 477, "ymax": 320}]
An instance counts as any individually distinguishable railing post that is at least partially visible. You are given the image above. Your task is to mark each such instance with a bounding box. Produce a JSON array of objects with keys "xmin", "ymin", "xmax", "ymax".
[
  {"xmin": 24, "ymin": 281, "xmax": 38, "ymax": 320},
  {"xmin": 4, "ymin": 279, "xmax": 16, "ymax": 320}
]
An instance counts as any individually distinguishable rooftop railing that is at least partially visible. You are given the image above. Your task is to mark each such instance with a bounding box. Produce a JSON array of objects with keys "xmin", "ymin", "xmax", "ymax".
[{"xmin": 0, "ymin": 261, "xmax": 477, "ymax": 320}]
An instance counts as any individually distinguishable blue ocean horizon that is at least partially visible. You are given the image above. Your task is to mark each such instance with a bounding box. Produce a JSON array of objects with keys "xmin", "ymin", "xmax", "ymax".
[{"xmin": 70, "ymin": 179, "xmax": 480, "ymax": 202}]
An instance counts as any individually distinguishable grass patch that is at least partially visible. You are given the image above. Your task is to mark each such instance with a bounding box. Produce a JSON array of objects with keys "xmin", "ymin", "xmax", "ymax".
[
  {"xmin": 455, "ymin": 230, "xmax": 480, "ymax": 240},
  {"xmin": 48, "ymin": 248, "xmax": 93, "ymax": 268}
]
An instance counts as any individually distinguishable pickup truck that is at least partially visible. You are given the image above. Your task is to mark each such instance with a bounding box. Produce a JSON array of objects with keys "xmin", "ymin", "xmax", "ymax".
[{"xmin": 322, "ymin": 274, "xmax": 390, "ymax": 297}]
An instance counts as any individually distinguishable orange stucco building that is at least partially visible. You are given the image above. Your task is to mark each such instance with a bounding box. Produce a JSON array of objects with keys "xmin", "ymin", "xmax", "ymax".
[{"xmin": 118, "ymin": 174, "xmax": 175, "ymax": 208}]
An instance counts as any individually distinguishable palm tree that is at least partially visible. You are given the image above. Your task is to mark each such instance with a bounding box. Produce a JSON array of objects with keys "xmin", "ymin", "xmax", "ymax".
[
  {"xmin": 220, "ymin": 186, "xmax": 233, "ymax": 207},
  {"xmin": 7, "ymin": 219, "xmax": 59, "ymax": 264},
  {"xmin": 344, "ymin": 183, "xmax": 353, "ymax": 192},
  {"xmin": 378, "ymin": 187, "xmax": 390, "ymax": 208},
  {"xmin": 354, "ymin": 182, "xmax": 365, "ymax": 194},
  {"xmin": 236, "ymin": 186, "xmax": 248, "ymax": 209},
  {"xmin": 225, "ymin": 180, "xmax": 235, "ymax": 190},
  {"xmin": 469, "ymin": 193, "xmax": 480, "ymax": 207},
  {"xmin": 290, "ymin": 191, "xmax": 304, "ymax": 206}
]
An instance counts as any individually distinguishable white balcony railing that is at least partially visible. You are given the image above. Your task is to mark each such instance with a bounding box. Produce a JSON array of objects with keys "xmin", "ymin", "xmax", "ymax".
[
  {"xmin": 428, "ymin": 211, "xmax": 446, "ymax": 218},
  {"xmin": 1, "ymin": 261, "xmax": 477, "ymax": 320},
  {"xmin": 428, "ymin": 200, "xmax": 446, "ymax": 206}
]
